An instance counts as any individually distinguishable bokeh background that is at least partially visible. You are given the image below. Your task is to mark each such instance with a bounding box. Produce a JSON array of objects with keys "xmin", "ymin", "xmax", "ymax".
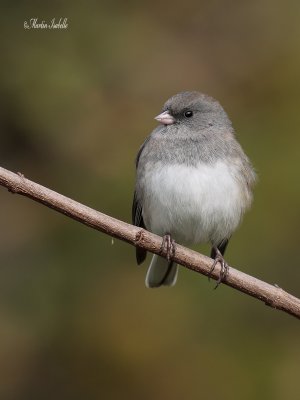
[{"xmin": 0, "ymin": 1, "xmax": 299, "ymax": 399}]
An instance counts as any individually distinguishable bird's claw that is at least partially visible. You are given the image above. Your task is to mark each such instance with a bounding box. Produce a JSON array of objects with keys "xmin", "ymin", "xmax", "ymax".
[
  {"xmin": 160, "ymin": 233, "xmax": 176, "ymax": 262},
  {"xmin": 209, "ymin": 248, "xmax": 229, "ymax": 289}
]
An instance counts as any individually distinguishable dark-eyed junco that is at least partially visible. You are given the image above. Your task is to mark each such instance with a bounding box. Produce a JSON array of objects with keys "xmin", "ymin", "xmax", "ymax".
[{"xmin": 132, "ymin": 91, "xmax": 256, "ymax": 288}]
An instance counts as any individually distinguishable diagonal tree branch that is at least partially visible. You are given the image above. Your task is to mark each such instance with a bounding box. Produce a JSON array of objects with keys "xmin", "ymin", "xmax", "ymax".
[{"xmin": 0, "ymin": 165, "xmax": 299, "ymax": 320}]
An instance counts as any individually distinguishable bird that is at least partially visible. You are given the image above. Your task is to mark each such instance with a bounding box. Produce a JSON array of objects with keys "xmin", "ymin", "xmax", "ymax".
[{"xmin": 132, "ymin": 91, "xmax": 256, "ymax": 288}]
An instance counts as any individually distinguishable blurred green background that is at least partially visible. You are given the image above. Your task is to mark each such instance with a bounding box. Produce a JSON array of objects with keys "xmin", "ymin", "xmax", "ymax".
[{"xmin": 0, "ymin": 1, "xmax": 299, "ymax": 399}]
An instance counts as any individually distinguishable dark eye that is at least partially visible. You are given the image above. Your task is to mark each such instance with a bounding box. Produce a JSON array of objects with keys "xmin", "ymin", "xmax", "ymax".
[{"xmin": 184, "ymin": 110, "xmax": 193, "ymax": 118}]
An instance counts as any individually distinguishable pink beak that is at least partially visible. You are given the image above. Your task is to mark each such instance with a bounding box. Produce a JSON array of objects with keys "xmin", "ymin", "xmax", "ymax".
[{"xmin": 154, "ymin": 110, "xmax": 175, "ymax": 125}]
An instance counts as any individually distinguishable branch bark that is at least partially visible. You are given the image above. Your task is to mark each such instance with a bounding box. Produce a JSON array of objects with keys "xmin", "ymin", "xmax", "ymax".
[{"xmin": 0, "ymin": 165, "xmax": 299, "ymax": 320}]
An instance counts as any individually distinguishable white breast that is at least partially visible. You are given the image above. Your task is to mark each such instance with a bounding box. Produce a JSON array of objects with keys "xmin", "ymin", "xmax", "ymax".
[{"xmin": 142, "ymin": 161, "xmax": 250, "ymax": 245}]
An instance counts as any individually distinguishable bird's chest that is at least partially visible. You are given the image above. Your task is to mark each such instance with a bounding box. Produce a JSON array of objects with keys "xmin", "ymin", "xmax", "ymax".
[{"xmin": 141, "ymin": 161, "xmax": 244, "ymax": 243}]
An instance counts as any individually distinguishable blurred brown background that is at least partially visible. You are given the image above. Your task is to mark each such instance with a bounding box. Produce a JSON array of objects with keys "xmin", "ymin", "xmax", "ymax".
[{"xmin": 0, "ymin": 1, "xmax": 299, "ymax": 399}]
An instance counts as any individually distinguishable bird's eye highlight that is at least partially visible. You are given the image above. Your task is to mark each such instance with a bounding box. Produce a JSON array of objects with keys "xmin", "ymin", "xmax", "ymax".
[{"xmin": 184, "ymin": 110, "xmax": 193, "ymax": 118}]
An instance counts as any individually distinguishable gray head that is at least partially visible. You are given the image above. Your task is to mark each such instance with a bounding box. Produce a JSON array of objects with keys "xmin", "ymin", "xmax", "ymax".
[{"xmin": 155, "ymin": 91, "xmax": 233, "ymax": 132}]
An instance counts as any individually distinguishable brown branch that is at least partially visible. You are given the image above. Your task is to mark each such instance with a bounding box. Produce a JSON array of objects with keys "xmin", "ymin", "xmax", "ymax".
[{"xmin": 0, "ymin": 165, "xmax": 299, "ymax": 319}]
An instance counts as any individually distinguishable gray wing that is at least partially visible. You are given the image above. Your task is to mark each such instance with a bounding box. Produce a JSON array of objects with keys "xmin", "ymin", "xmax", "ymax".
[
  {"xmin": 132, "ymin": 190, "xmax": 144, "ymax": 228},
  {"xmin": 132, "ymin": 137, "xmax": 150, "ymax": 265}
]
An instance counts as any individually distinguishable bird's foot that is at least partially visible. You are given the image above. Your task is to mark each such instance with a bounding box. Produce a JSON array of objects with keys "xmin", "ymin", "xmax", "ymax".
[
  {"xmin": 209, "ymin": 248, "xmax": 229, "ymax": 289},
  {"xmin": 160, "ymin": 233, "xmax": 176, "ymax": 262}
]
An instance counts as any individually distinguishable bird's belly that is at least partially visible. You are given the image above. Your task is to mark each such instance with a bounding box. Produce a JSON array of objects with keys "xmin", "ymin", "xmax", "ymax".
[{"xmin": 142, "ymin": 161, "xmax": 247, "ymax": 245}]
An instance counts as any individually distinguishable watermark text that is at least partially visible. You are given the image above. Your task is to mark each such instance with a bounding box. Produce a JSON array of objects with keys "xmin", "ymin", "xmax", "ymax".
[{"xmin": 24, "ymin": 18, "xmax": 68, "ymax": 30}]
